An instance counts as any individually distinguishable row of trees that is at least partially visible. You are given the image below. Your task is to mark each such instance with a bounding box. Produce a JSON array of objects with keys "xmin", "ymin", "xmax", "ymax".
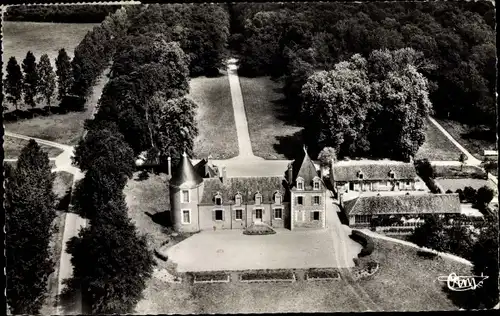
[
  {"xmin": 5, "ymin": 141, "xmax": 57, "ymax": 314},
  {"xmin": 410, "ymin": 215, "xmax": 498, "ymax": 309},
  {"xmin": 4, "ymin": 49, "xmax": 72, "ymax": 112},
  {"xmin": 300, "ymin": 49, "xmax": 432, "ymax": 160},
  {"xmin": 233, "ymin": 1, "xmax": 496, "ymax": 135},
  {"xmin": 63, "ymin": 6, "xmax": 155, "ymax": 313},
  {"xmin": 5, "ymin": 4, "xmax": 122, "ymax": 23}
]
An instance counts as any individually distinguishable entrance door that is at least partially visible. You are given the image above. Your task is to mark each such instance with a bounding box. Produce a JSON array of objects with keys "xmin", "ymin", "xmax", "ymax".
[
  {"xmin": 349, "ymin": 182, "xmax": 354, "ymax": 191},
  {"xmin": 255, "ymin": 209, "xmax": 263, "ymax": 222}
]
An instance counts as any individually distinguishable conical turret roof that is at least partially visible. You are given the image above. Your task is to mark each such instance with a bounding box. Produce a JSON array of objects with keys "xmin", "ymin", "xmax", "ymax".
[
  {"xmin": 291, "ymin": 146, "xmax": 319, "ymax": 187},
  {"xmin": 170, "ymin": 152, "xmax": 203, "ymax": 188}
]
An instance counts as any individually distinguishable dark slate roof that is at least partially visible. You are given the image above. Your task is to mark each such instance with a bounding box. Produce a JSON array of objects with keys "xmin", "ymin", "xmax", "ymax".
[
  {"xmin": 170, "ymin": 152, "xmax": 203, "ymax": 188},
  {"xmin": 194, "ymin": 158, "xmax": 219, "ymax": 178},
  {"xmin": 291, "ymin": 147, "xmax": 320, "ymax": 189},
  {"xmin": 333, "ymin": 161, "xmax": 417, "ymax": 182},
  {"xmin": 200, "ymin": 176, "xmax": 286, "ymax": 205},
  {"xmin": 344, "ymin": 193, "xmax": 461, "ymax": 216}
]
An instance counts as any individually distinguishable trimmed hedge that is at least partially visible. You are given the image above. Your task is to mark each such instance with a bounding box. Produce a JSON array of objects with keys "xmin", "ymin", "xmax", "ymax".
[
  {"xmin": 349, "ymin": 230, "xmax": 374, "ymax": 257},
  {"xmin": 193, "ymin": 272, "xmax": 229, "ymax": 282},
  {"xmin": 241, "ymin": 269, "xmax": 294, "ymax": 281},
  {"xmin": 243, "ymin": 224, "xmax": 276, "ymax": 235},
  {"xmin": 306, "ymin": 268, "xmax": 340, "ymax": 280}
]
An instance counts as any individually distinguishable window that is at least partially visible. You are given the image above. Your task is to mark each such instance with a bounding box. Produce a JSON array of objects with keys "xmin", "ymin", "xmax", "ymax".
[
  {"xmin": 406, "ymin": 181, "xmax": 410, "ymax": 186},
  {"xmin": 182, "ymin": 190, "xmax": 190, "ymax": 203},
  {"xmin": 215, "ymin": 210, "xmax": 224, "ymax": 221},
  {"xmin": 358, "ymin": 173, "xmax": 364, "ymax": 180},
  {"xmin": 355, "ymin": 215, "xmax": 372, "ymax": 224},
  {"xmin": 181, "ymin": 209, "xmax": 191, "ymax": 224},
  {"xmin": 235, "ymin": 194, "xmax": 242, "ymax": 205},
  {"xmin": 313, "ymin": 211, "xmax": 320, "ymax": 221},
  {"xmin": 255, "ymin": 194, "xmax": 262, "ymax": 205},
  {"xmin": 313, "ymin": 196, "xmax": 321, "ymax": 205},
  {"xmin": 235, "ymin": 209, "xmax": 243, "ymax": 220},
  {"xmin": 274, "ymin": 208, "xmax": 282, "ymax": 219},
  {"xmin": 297, "ymin": 196, "xmax": 304, "ymax": 205},
  {"xmin": 275, "ymin": 192, "xmax": 282, "ymax": 204},
  {"xmin": 215, "ymin": 196, "xmax": 222, "ymax": 205},
  {"xmin": 255, "ymin": 209, "xmax": 263, "ymax": 219},
  {"xmin": 297, "ymin": 178, "xmax": 304, "ymax": 190},
  {"xmin": 389, "ymin": 171, "xmax": 395, "ymax": 179}
]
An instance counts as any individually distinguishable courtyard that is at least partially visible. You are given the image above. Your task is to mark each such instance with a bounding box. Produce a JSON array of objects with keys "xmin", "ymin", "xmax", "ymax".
[{"xmin": 167, "ymin": 229, "xmax": 340, "ymax": 272}]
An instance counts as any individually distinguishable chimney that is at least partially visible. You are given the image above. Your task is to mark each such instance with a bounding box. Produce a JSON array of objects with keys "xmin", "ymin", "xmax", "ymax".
[
  {"xmin": 339, "ymin": 193, "xmax": 344, "ymax": 208},
  {"xmin": 287, "ymin": 163, "xmax": 293, "ymax": 184},
  {"xmin": 207, "ymin": 154, "xmax": 212, "ymax": 165},
  {"xmin": 167, "ymin": 156, "xmax": 172, "ymax": 175},
  {"xmin": 220, "ymin": 166, "xmax": 227, "ymax": 183}
]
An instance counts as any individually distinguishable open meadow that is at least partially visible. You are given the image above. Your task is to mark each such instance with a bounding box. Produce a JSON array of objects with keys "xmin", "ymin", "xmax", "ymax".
[
  {"xmin": 135, "ymin": 238, "xmax": 470, "ymax": 313},
  {"xmin": 4, "ymin": 136, "xmax": 63, "ymax": 159},
  {"xmin": 415, "ymin": 119, "xmax": 463, "ymax": 161},
  {"xmin": 2, "ymin": 21, "xmax": 97, "ymax": 79},
  {"xmin": 189, "ymin": 71, "xmax": 239, "ymax": 159},
  {"xmin": 239, "ymin": 76, "xmax": 303, "ymax": 160}
]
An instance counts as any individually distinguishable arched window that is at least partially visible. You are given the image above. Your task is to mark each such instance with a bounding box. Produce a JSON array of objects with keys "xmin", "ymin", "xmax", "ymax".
[
  {"xmin": 235, "ymin": 192, "xmax": 242, "ymax": 206},
  {"xmin": 214, "ymin": 192, "xmax": 222, "ymax": 206},
  {"xmin": 358, "ymin": 170, "xmax": 364, "ymax": 180},
  {"xmin": 255, "ymin": 192, "xmax": 262, "ymax": 205},
  {"xmin": 274, "ymin": 191, "xmax": 282, "ymax": 205}
]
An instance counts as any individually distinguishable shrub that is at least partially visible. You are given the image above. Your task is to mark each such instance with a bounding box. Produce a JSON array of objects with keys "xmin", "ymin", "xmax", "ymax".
[
  {"xmin": 349, "ymin": 230, "xmax": 374, "ymax": 257},
  {"xmin": 241, "ymin": 269, "xmax": 294, "ymax": 281},
  {"xmin": 243, "ymin": 224, "xmax": 276, "ymax": 235}
]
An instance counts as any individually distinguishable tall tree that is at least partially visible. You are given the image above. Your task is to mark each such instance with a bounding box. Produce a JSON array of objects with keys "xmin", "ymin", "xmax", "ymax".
[
  {"xmin": 5, "ymin": 140, "xmax": 56, "ymax": 314},
  {"xmin": 22, "ymin": 51, "xmax": 39, "ymax": 108},
  {"xmin": 4, "ymin": 56, "xmax": 24, "ymax": 111},
  {"xmin": 300, "ymin": 54, "xmax": 372, "ymax": 157},
  {"xmin": 66, "ymin": 200, "xmax": 154, "ymax": 314},
  {"xmin": 55, "ymin": 48, "xmax": 73, "ymax": 102},
  {"xmin": 409, "ymin": 215, "xmax": 450, "ymax": 253},
  {"xmin": 470, "ymin": 220, "xmax": 499, "ymax": 308},
  {"xmin": 73, "ymin": 127, "xmax": 135, "ymax": 177},
  {"xmin": 148, "ymin": 93, "xmax": 199, "ymax": 165},
  {"xmin": 37, "ymin": 54, "xmax": 56, "ymax": 111}
]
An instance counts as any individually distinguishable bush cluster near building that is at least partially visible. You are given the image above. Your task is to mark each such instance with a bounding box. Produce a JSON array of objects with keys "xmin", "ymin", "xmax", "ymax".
[{"xmin": 232, "ymin": 2, "xmax": 495, "ymax": 137}]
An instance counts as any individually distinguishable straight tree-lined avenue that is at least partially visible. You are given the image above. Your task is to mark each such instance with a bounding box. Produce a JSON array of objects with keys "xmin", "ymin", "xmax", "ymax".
[{"xmin": 5, "ymin": 58, "xmax": 497, "ymax": 313}]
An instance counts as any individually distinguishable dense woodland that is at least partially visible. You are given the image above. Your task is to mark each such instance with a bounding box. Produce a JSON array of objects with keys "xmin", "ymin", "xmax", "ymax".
[
  {"xmin": 3, "ymin": 3, "xmax": 498, "ymax": 313},
  {"xmin": 230, "ymin": 1, "xmax": 496, "ymax": 157},
  {"xmin": 5, "ymin": 5, "xmax": 121, "ymax": 23}
]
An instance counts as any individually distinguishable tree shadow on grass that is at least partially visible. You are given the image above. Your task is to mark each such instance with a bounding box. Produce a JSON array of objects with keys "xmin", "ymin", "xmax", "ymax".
[
  {"xmin": 273, "ymin": 130, "xmax": 304, "ymax": 160},
  {"xmin": 145, "ymin": 211, "xmax": 172, "ymax": 228},
  {"xmin": 441, "ymin": 283, "xmax": 479, "ymax": 310},
  {"xmin": 57, "ymin": 279, "xmax": 91, "ymax": 315}
]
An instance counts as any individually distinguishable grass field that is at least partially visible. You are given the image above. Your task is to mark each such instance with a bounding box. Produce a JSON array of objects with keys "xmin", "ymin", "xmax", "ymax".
[
  {"xmin": 415, "ymin": 119, "xmax": 462, "ymax": 161},
  {"xmin": 4, "ymin": 136, "xmax": 64, "ymax": 159},
  {"xmin": 135, "ymin": 238, "xmax": 469, "ymax": 313},
  {"xmin": 190, "ymin": 71, "xmax": 239, "ymax": 159},
  {"xmin": 239, "ymin": 76, "xmax": 304, "ymax": 160},
  {"xmin": 435, "ymin": 118, "xmax": 496, "ymax": 160},
  {"xmin": 2, "ymin": 21, "xmax": 96, "ymax": 78},
  {"xmin": 123, "ymin": 172, "xmax": 171, "ymax": 251},
  {"xmin": 4, "ymin": 69, "xmax": 109, "ymax": 145}
]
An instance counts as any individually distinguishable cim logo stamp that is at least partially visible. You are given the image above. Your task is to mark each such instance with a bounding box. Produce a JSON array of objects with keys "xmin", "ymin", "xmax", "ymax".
[{"xmin": 438, "ymin": 273, "xmax": 489, "ymax": 291}]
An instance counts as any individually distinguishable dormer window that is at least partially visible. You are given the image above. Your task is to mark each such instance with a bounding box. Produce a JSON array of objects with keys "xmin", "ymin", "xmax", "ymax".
[
  {"xmin": 214, "ymin": 192, "xmax": 222, "ymax": 206},
  {"xmin": 358, "ymin": 171, "xmax": 364, "ymax": 180},
  {"xmin": 255, "ymin": 192, "xmax": 262, "ymax": 205},
  {"xmin": 274, "ymin": 192, "xmax": 282, "ymax": 205},
  {"xmin": 296, "ymin": 177, "xmax": 304, "ymax": 190},
  {"xmin": 235, "ymin": 192, "xmax": 242, "ymax": 206},
  {"xmin": 313, "ymin": 177, "xmax": 320, "ymax": 190},
  {"xmin": 389, "ymin": 171, "xmax": 395, "ymax": 179}
]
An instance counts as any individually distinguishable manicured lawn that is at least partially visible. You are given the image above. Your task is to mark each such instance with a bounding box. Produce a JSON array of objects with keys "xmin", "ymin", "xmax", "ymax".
[
  {"xmin": 123, "ymin": 172, "xmax": 171, "ymax": 251},
  {"xmin": 4, "ymin": 69, "xmax": 109, "ymax": 145},
  {"xmin": 190, "ymin": 71, "xmax": 239, "ymax": 159},
  {"xmin": 2, "ymin": 21, "xmax": 96, "ymax": 81},
  {"xmin": 435, "ymin": 118, "xmax": 496, "ymax": 160},
  {"xmin": 415, "ymin": 119, "xmax": 462, "ymax": 161},
  {"xmin": 357, "ymin": 238, "xmax": 472, "ymax": 311},
  {"xmin": 136, "ymin": 238, "xmax": 470, "ymax": 313},
  {"xmin": 3, "ymin": 136, "xmax": 64, "ymax": 159},
  {"xmin": 239, "ymin": 76, "xmax": 304, "ymax": 159},
  {"xmin": 434, "ymin": 165, "xmax": 487, "ymax": 179}
]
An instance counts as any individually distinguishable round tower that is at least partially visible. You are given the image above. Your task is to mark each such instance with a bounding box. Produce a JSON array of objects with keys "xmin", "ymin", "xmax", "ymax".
[{"xmin": 169, "ymin": 152, "xmax": 204, "ymax": 232}]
